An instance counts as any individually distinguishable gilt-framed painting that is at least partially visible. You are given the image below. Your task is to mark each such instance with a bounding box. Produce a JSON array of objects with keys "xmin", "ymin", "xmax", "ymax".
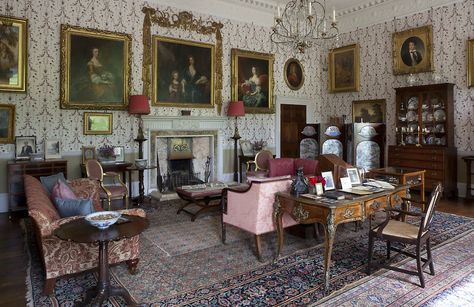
[
  {"xmin": 352, "ymin": 99, "xmax": 386, "ymax": 123},
  {"xmin": 60, "ymin": 24, "xmax": 131, "ymax": 110},
  {"xmin": 284, "ymin": 58, "xmax": 304, "ymax": 90},
  {"xmin": 152, "ymin": 35, "xmax": 214, "ymax": 108},
  {"xmin": 393, "ymin": 25, "xmax": 433, "ymax": 75},
  {"xmin": 468, "ymin": 39, "xmax": 474, "ymax": 88},
  {"xmin": 83, "ymin": 112, "xmax": 112, "ymax": 135},
  {"xmin": 328, "ymin": 44, "xmax": 359, "ymax": 93},
  {"xmin": 231, "ymin": 48, "xmax": 274, "ymax": 114},
  {"xmin": 0, "ymin": 16, "xmax": 27, "ymax": 92},
  {"xmin": 0, "ymin": 104, "xmax": 15, "ymax": 143}
]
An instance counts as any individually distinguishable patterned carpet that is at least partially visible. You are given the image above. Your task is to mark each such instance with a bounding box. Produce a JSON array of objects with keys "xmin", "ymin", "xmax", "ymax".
[{"xmin": 25, "ymin": 200, "xmax": 474, "ymax": 306}]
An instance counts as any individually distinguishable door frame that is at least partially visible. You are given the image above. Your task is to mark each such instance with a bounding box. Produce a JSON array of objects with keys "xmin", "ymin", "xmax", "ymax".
[{"xmin": 275, "ymin": 95, "xmax": 317, "ymax": 157}]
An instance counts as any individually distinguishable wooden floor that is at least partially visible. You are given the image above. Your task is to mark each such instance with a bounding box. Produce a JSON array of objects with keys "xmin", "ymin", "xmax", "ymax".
[{"xmin": 0, "ymin": 198, "xmax": 472, "ymax": 306}]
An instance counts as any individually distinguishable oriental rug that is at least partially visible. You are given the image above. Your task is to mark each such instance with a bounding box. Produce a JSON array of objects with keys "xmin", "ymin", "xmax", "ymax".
[{"xmin": 25, "ymin": 200, "xmax": 474, "ymax": 306}]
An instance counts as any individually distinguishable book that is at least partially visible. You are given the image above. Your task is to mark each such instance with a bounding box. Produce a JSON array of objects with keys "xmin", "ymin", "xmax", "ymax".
[{"xmin": 323, "ymin": 190, "xmax": 345, "ymax": 200}]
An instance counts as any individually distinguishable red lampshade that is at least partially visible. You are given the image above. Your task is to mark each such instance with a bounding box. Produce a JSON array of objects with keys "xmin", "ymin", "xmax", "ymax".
[
  {"xmin": 128, "ymin": 95, "xmax": 150, "ymax": 115},
  {"xmin": 227, "ymin": 101, "xmax": 245, "ymax": 117}
]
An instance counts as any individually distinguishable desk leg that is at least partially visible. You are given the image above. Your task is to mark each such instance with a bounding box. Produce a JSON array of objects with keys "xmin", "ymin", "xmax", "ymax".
[
  {"xmin": 323, "ymin": 213, "xmax": 337, "ymax": 293},
  {"xmin": 274, "ymin": 199, "xmax": 284, "ymax": 260}
]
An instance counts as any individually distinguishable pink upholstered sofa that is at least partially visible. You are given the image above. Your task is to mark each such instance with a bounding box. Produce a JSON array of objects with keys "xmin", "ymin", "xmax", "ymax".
[
  {"xmin": 24, "ymin": 175, "xmax": 146, "ymax": 294},
  {"xmin": 268, "ymin": 158, "xmax": 320, "ymax": 177},
  {"xmin": 221, "ymin": 176, "xmax": 298, "ymax": 260}
]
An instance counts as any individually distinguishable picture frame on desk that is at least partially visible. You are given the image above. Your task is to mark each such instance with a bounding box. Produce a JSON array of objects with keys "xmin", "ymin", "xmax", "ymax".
[
  {"xmin": 321, "ymin": 171, "xmax": 335, "ymax": 191},
  {"xmin": 239, "ymin": 140, "xmax": 253, "ymax": 156},
  {"xmin": 15, "ymin": 136, "xmax": 36, "ymax": 160},
  {"xmin": 44, "ymin": 139, "xmax": 62, "ymax": 159},
  {"xmin": 114, "ymin": 146, "xmax": 125, "ymax": 162},
  {"xmin": 82, "ymin": 145, "xmax": 96, "ymax": 163},
  {"xmin": 346, "ymin": 167, "xmax": 362, "ymax": 185}
]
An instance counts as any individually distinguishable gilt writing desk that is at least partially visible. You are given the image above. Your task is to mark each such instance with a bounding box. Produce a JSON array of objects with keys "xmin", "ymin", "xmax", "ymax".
[{"xmin": 274, "ymin": 185, "xmax": 408, "ymax": 292}]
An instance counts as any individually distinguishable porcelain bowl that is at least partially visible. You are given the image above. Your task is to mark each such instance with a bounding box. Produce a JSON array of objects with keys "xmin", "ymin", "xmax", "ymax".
[
  {"xmin": 135, "ymin": 159, "xmax": 147, "ymax": 168},
  {"xmin": 85, "ymin": 211, "xmax": 121, "ymax": 229}
]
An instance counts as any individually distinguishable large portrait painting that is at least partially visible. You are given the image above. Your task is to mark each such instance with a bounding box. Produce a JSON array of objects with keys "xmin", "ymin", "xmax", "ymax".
[
  {"xmin": 468, "ymin": 39, "xmax": 474, "ymax": 88},
  {"xmin": 231, "ymin": 49, "xmax": 274, "ymax": 114},
  {"xmin": 152, "ymin": 36, "xmax": 214, "ymax": 108},
  {"xmin": 0, "ymin": 16, "xmax": 27, "ymax": 92},
  {"xmin": 328, "ymin": 44, "xmax": 359, "ymax": 93},
  {"xmin": 284, "ymin": 58, "xmax": 304, "ymax": 90},
  {"xmin": 60, "ymin": 24, "xmax": 131, "ymax": 110},
  {"xmin": 393, "ymin": 25, "xmax": 433, "ymax": 75},
  {"xmin": 0, "ymin": 104, "xmax": 15, "ymax": 143},
  {"xmin": 352, "ymin": 99, "xmax": 386, "ymax": 123}
]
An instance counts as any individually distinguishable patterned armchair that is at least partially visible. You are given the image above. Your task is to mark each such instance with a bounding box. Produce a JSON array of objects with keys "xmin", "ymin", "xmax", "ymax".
[
  {"xmin": 221, "ymin": 176, "xmax": 298, "ymax": 260},
  {"xmin": 24, "ymin": 175, "xmax": 145, "ymax": 294}
]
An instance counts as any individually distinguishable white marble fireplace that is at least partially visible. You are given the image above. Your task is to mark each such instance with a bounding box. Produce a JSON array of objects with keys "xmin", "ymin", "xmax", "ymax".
[{"xmin": 142, "ymin": 116, "xmax": 227, "ymax": 195}]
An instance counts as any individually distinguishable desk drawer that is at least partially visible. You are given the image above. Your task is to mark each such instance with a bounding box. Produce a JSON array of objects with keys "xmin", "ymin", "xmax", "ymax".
[
  {"xmin": 390, "ymin": 152, "xmax": 443, "ymax": 162},
  {"xmin": 365, "ymin": 196, "xmax": 388, "ymax": 216},
  {"xmin": 390, "ymin": 189, "xmax": 407, "ymax": 207},
  {"xmin": 388, "ymin": 159, "xmax": 443, "ymax": 170},
  {"xmin": 335, "ymin": 204, "xmax": 362, "ymax": 223}
]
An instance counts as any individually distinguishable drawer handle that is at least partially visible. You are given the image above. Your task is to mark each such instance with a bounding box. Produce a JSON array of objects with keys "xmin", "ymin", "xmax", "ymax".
[
  {"xmin": 370, "ymin": 201, "xmax": 381, "ymax": 210},
  {"xmin": 342, "ymin": 208, "xmax": 354, "ymax": 219}
]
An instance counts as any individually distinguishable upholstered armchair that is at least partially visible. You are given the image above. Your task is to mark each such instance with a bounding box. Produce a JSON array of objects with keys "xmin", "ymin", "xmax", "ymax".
[
  {"xmin": 367, "ymin": 183, "xmax": 443, "ymax": 288},
  {"xmin": 267, "ymin": 158, "xmax": 320, "ymax": 177},
  {"xmin": 24, "ymin": 175, "xmax": 145, "ymax": 294},
  {"xmin": 221, "ymin": 176, "xmax": 298, "ymax": 260},
  {"xmin": 85, "ymin": 159, "xmax": 128, "ymax": 210}
]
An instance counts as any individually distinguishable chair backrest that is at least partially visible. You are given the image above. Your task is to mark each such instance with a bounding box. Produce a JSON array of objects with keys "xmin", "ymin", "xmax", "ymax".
[
  {"xmin": 422, "ymin": 183, "xmax": 443, "ymax": 231},
  {"xmin": 295, "ymin": 158, "xmax": 320, "ymax": 176},
  {"xmin": 85, "ymin": 159, "xmax": 104, "ymax": 181},
  {"xmin": 255, "ymin": 150, "xmax": 274, "ymax": 171},
  {"xmin": 268, "ymin": 158, "xmax": 295, "ymax": 177}
]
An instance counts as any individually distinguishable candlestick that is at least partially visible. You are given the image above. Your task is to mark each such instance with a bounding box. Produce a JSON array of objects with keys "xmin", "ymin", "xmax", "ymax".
[
  {"xmin": 332, "ymin": 7, "xmax": 336, "ymax": 22},
  {"xmin": 277, "ymin": 6, "xmax": 281, "ymax": 18},
  {"xmin": 309, "ymin": 2, "xmax": 312, "ymax": 15}
]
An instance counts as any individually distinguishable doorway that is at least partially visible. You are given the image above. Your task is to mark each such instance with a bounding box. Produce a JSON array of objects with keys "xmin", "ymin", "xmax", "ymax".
[{"xmin": 280, "ymin": 104, "xmax": 307, "ymax": 158}]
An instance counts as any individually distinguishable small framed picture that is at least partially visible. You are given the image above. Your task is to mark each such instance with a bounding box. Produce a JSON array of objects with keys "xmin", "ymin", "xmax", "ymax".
[
  {"xmin": 114, "ymin": 146, "xmax": 125, "ymax": 162},
  {"xmin": 340, "ymin": 177, "xmax": 352, "ymax": 190},
  {"xmin": 82, "ymin": 146, "xmax": 96, "ymax": 163},
  {"xmin": 83, "ymin": 112, "xmax": 113, "ymax": 135},
  {"xmin": 15, "ymin": 136, "xmax": 36, "ymax": 160},
  {"xmin": 321, "ymin": 171, "xmax": 335, "ymax": 191},
  {"xmin": 346, "ymin": 168, "xmax": 361, "ymax": 185},
  {"xmin": 315, "ymin": 182, "xmax": 324, "ymax": 195},
  {"xmin": 239, "ymin": 140, "xmax": 254, "ymax": 156},
  {"xmin": 44, "ymin": 139, "xmax": 61, "ymax": 159}
]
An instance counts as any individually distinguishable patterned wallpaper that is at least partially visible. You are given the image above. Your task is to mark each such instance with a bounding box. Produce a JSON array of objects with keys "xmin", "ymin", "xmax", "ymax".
[
  {"xmin": 0, "ymin": 0, "xmax": 321, "ymax": 155},
  {"xmin": 320, "ymin": 0, "xmax": 474, "ymax": 153}
]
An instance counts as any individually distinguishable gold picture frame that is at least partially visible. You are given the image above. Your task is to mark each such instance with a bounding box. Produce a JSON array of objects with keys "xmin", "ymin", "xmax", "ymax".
[
  {"xmin": 152, "ymin": 36, "xmax": 215, "ymax": 108},
  {"xmin": 468, "ymin": 39, "xmax": 474, "ymax": 88},
  {"xmin": 0, "ymin": 104, "xmax": 15, "ymax": 143},
  {"xmin": 83, "ymin": 112, "xmax": 112, "ymax": 135},
  {"xmin": 231, "ymin": 48, "xmax": 274, "ymax": 114},
  {"xmin": 392, "ymin": 25, "xmax": 433, "ymax": 75},
  {"xmin": 60, "ymin": 24, "xmax": 131, "ymax": 110},
  {"xmin": 352, "ymin": 99, "xmax": 386, "ymax": 123},
  {"xmin": 284, "ymin": 58, "xmax": 304, "ymax": 90},
  {"xmin": 82, "ymin": 146, "xmax": 96, "ymax": 163},
  {"xmin": 0, "ymin": 16, "xmax": 27, "ymax": 92},
  {"xmin": 328, "ymin": 44, "xmax": 360, "ymax": 93}
]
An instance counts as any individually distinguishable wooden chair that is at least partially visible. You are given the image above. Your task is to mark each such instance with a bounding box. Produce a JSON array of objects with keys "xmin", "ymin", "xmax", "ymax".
[
  {"xmin": 85, "ymin": 159, "xmax": 128, "ymax": 210},
  {"xmin": 367, "ymin": 183, "xmax": 443, "ymax": 288},
  {"xmin": 246, "ymin": 150, "xmax": 274, "ymax": 178}
]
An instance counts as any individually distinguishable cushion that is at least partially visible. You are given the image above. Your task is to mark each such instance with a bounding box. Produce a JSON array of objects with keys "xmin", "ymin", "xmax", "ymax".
[
  {"xmin": 51, "ymin": 180, "xmax": 77, "ymax": 200},
  {"xmin": 268, "ymin": 158, "xmax": 295, "ymax": 177},
  {"xmin": 40, "ymin": 173, "xmax": 67, "ymax": 195},
  {"xmin": 54, "ymin": 198, "xmax": 95, "ymax": 218}
]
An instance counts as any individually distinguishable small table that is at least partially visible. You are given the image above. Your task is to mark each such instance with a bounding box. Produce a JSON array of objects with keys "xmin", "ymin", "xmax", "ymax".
[
  {"xmin": 369, "ymin": 167, "xmax": 426, "ymax": 208},
  {"xmin": 54, "ymin": 215, "xmax": 149, "ymax": 306},
  {"xmin": 176, "ymin": 183, "xmax": 246, "ymax": 221},
  {"xmin": 462, "ymin": 156, "xmax": 474, "ymax": 200},
  {"xmin": 274, "ymin": 186, "xmax": 408, "ymax": 293},
  {"xmin": 127, "ymin": 165, "xmax": 158, "ymax": 206},
  {"xmin": 81, "ymin": 161, "xmax": 133, "ymax": 184},
  {"xmin": 238, "ymin": 155, "xmax": 255, "ymax": 183}
]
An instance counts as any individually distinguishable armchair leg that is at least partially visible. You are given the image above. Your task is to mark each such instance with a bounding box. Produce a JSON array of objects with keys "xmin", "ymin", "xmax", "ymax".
[
  {"xmin": 426, "ymin": 238, "xmax": 435, "ymax": 275},
  {"xmin": 416, "ymin": 242, "xmax": 425, "ymax": 288},
  {"xmin": 255, "ymin": 234, "xmax": 262, "ymax": 261},
  {"xmin": 44, "ymin": 278, "xmax": 56, "ymax": 295},
  {"xmin": 107, "ymin": 197, "xmax": 112, "ymax": 211},
  {"xmin": 126, "ymin": 259, "xmax": 139, "ymax": 275},
  {"xmin": 367, "ymin": 233, "xmax": 374, "ymax": 275},
  {"xmin": 124, "ymin": 195, "xmax": 129, "ymax": 209}
]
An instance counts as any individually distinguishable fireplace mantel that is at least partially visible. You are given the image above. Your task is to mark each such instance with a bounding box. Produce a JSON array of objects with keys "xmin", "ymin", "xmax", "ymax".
[{"xmin": 142, "ymin": 116, "xmax": 227, "ymax": 131}]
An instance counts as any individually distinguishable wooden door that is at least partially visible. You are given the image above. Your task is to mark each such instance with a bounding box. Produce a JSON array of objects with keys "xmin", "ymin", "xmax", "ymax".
[{"xmin": 280, "ymin": 104, "xmax": 306, "ymax": 158}]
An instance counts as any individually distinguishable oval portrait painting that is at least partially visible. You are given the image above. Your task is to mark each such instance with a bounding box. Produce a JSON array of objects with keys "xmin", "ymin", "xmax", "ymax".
[
  {"xmin": 284, "ymin": 58, "xmax": 304, "ymax": 90},
  {"xmin": 400, "ymin": 36, "xmax": 425, "ymax": 67}
]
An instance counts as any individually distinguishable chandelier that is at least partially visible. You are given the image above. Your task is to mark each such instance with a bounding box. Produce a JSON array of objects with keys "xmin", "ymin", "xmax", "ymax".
[{"xmin": 271, "ymin": 0, "xmax": 339, "ymax": 53}]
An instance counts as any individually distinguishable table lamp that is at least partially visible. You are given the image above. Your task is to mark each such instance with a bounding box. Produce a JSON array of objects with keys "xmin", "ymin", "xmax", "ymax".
[
  {"xmin": 128, "ymin": 95, "xmax": 150, "ymax": 159},
  {"xmin": 227, "ymin": 101, "xmax": 245, "ymax": 182}
]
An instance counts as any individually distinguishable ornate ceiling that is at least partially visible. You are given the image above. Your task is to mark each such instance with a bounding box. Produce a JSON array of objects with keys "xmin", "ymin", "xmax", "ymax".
[{"xmin": 154, "ymin": 0, "xmax": 465, "ymax": 32}]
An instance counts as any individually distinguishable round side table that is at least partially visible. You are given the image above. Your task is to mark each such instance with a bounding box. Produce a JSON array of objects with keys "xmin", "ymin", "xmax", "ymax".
[{"xmin": 54, "ymin": 215, "xmax": 149, "ymax": 306}]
